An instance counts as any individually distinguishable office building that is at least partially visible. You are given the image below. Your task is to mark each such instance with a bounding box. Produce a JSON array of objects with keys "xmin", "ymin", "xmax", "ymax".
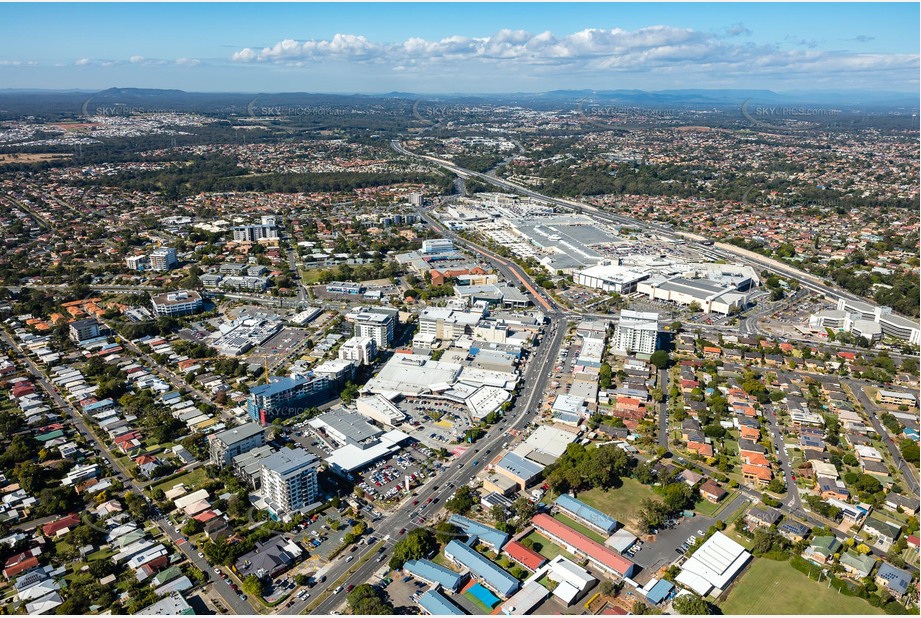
[
  {"xmin": 148, "ymin": 247, "xmax": 178, "ymax": 271},
  {"xmin": 421, "ymin": 238, "xmax": 454, "ymax": 255},
  {"xmin": 575, "ymin": 263, "xmax": 648, "ymax": 294},
  {"xmin": 209, "ymin": 423, "xmax": 266, "ymax": 467},
  {"xmin": 150, "ymin": 291, "xmax": 202, "ymax": 317},
  {"xmin": 260, "ymin": 448, "xmax": 319, "ymax": 516},
  {"xmin": 613, "ymin": 310, "xmax": 659, "ymax": 355}
]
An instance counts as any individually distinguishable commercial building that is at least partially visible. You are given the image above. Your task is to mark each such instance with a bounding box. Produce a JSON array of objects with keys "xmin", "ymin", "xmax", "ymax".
[
  {"xmin": 554, "ymin": 494, "xmax": 619, "ymax": 535},
  {"xmin": 521, "ymin": 556, "xmax": 596, "ymax": 607},
  {"xmin": 613, "ymin": 310, "xmax": 659, "ymax": 355},
  {"xmin": 351, "ymin": 307, "xmax": 397, "ymax": 348},
  {"xmin": 531, "ymin": 514, "xmax": 636, "ymax": 579},
  {"xmin": 494, "ymin": 452, "xmax": 544, "ymax": 490},
  {"xmin": 355, "ymin": 395, "xmax": 406, "ymax": 427},
  {"xmin": 836, "ymin": 298, "xmax": 920, "ymax": 345},
  {"xmin": 247, "ymin": 373, "xmax": 334, "ymax": 424},
  {"xmin": 500, "ymin": 581, "xmax": 548, "ymax": 615},
  {"xmin": 421, "ymin": 238, "xmax": 455, "ymax": 255},
  {"xmin": 234, "ymin": 536, "xmax": 303, "ymax": 580},
  {"xmin": 638, "ymin": 276, "xmax": 747, "ymax": 315},
  {"xmin": 326, "ymin": 281, "xmax": 364, "ymax": 295},
  {"xmin": 148, "ymin": 247, "xmax": 178, "ymax": 271},
  {"xmin": 674, "ymin": 532, "xmax": 751, "ymax": 597},
  {"xmin": 309, "ymin": 409, "xmax": 384, "ymax": 446},
  {"xmin": 151, "ymin": 291, "xmax": 202, "ymax": 317},
  {"xmin": 444, "ymin": 540, "xmax": 520, "ymax": 598},
  {"xmin": 68, "ymin": 318, "xmax": 100, "ymax": 343},
  {"xmin": 259, "ymin": 448, "xmax": 319, "ymax": 516},
  {"xmin": 338, "ymin": 336, "xmax": 377, "ymax": 365},
  {"xmin": 575, "ymin": 263, "xmax": 648, "ymax": 294},
  {"xmin": 419, "ymin": 307, "xmax": 481, "ymax": 341},
  {"xmin": 209, "ymin": 423, "xmax": 265, "ymax": 467}
]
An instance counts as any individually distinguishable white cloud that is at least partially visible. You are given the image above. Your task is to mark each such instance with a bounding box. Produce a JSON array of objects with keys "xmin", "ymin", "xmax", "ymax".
[
  {"xmin": 176, "ymin": 58, "xmax": 201, "ymax": 66},
  {"xmin": 75, "ymin": 58, "xmax": 91, "ymax": 66},
  {"xmin": 227, "ymin": 26, "xmax": 918, "ymax": 84},
  {"xmin": 130, "ymin": 55, "xmax": 145, "ymax": 64}
]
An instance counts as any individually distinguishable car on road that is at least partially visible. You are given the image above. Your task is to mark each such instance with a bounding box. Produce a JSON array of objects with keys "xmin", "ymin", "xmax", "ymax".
[
  {"xmin": 412, "ymin": 500, "xmax": 419, "ymax": 505},
  {"xmin": 399, "ymin": 528, "xmax": 406, "ymax": 535},
  {"xmin": 214, "ymin": 568, "xmax": 222, "ymax": 575},
  {"xmin": 333, "ymin": 586, "xmax": 343, "ymax": 594},
  {"xmin": 347, "ymin": 585, "xmax": 355, "ymax": 592},
  {"xmin": 346, "ymin": 555, "xmax": 354, "ymax": 563},
  {"xmin": 197, "ymin": 552, "xmax": 204, "ymax": 558}
]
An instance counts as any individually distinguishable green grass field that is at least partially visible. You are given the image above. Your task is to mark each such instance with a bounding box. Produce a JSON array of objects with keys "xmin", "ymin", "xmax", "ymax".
[
  {"xmin": 720, "ymin": 559, "xmax": 884, "ymax": 615},
  {"xmin": 577, "ymin": 477, "xmax": 657, "ymax": 528},
  {"xmin": 553, "ymin": 512, "xmax": 608, "ymax": 543},
  {"xmin": 153, "ymin": 467, "xmax": 210, "ymax": 495},
  {"xmin": 522, "ymin": 531, "xmax": 579, "ymax": 563}
]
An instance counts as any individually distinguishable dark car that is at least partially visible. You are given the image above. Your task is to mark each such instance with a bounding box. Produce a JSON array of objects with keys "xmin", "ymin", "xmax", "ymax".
[
  {"xmin": 347, "ymin": 585, "xmax": 355, "ymax": 592},
  {"xmin": 399, "ymin": 528, "xmax": 406, "ymax": 535}
]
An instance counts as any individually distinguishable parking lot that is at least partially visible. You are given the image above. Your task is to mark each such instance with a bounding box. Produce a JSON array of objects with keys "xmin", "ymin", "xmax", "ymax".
[
  {"xmin": 396, "ymin": 396, "xmax": 472, "ymax": 447},
  {"xmin": 290, "ymin": 506, "xmax": 352, "ymax": 560},
  {"xmin": 630, "ymin": 513, "xmax": 718, "ymax": 572},
  {"xmin": 248, "ymin": 327, "xmax": 310, "ymax": 367},
  {"xmin": 356, "ymin": 448, "xmax": 436, "ymax": 507}
]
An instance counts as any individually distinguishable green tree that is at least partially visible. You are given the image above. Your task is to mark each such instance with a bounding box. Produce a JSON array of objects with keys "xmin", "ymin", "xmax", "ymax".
[
  {"xmin": 650, "ymin": 350, "xmax": 669, "ymax": 370},
  {"xmin": 673, "ymin": 593, "xmax": 712, "ymax": 615},
  {"xmin": 346, "ymin": 583, "xmax": 394, "ymax": 614},
  {"xmin": 242, "ymin": 575, "xmax": 265, "ymax": 598},
  {"xmin": 446, "ymin": 486, "xmax": 477, "ymax": 515}
]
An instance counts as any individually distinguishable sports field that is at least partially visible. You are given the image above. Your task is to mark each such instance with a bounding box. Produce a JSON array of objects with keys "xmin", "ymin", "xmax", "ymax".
[{"xmin": 719, "ymin": 559, "xmax": 884, "ymax": 615}]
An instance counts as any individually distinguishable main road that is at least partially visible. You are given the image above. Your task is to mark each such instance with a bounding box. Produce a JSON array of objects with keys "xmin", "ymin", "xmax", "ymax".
[{"xmin": 290, "ymin": 316, "xmax": 568, "ymax": 615}]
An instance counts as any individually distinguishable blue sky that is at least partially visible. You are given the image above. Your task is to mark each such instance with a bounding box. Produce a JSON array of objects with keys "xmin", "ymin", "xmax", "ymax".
[{"xmin": 1, "ymin": 3, "xmax": 917, "ymax": 93}]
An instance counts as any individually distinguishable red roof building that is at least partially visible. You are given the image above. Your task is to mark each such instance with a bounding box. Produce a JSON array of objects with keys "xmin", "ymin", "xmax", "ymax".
[
  {"xmin": 502, "ymin": 540, "xmax": 547, "ymax": 572},
  {"xmin": 42, "ymin": 513, "xmax": 81, "ymax": 537},
  {"xmin": 3, "ymin": 553, "xmax": 39, "ymax": 580},
  {"xmin": 531, "ymin": 514, "xmax": 636, "ymax": 578}
]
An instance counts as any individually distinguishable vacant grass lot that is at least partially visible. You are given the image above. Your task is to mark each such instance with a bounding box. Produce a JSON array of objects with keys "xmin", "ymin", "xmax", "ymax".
[
  {"xmin": 153, "ymin": 467, "xmax": 210, "ymax": 495},
  {"xmin": 577, "ymin": 477, "xmax": 657, "ymax": 529},
  {"xmin": 719, "ymin": 559, "xmax": 884, "ymax": 615}
]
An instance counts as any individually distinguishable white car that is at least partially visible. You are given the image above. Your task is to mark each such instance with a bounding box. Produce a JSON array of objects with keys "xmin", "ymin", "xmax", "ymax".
[{"xmin": 197, "ymin": 552, "xmax": 204, "ymax": 559}]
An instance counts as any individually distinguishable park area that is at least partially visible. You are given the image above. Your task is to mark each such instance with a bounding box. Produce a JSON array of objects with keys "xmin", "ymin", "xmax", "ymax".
[
  {"xmin": 576, "ymin": 477, "xmax": 657, "ymax": 529},
  {"xmin": 719, "ymin": 559, "xmax": 883, "ymax": 615}
]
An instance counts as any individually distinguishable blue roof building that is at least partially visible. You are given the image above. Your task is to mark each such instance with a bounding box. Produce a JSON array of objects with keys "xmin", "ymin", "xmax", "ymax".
[
  {"xmin": 444, "ymin": 540, "xmax": 520, "ymax": 598},
  {"xmin": 448, "ymin": 515, "xmax": 510, "ymax": 550},
  {"xmin": 404, "ymin": 560, "xmax": 465, "ymax": 591},
  {"xmin": 554, "ymin": 494, "xmax": 619, "ymax": 534},
  {"xmin": 494, "ymin": 452, "xmax": 544, "ymax": 489},
  {"xmin": 876, "ymin": 562, "xmax": 912, "ymax": 596},
  {"xmin": 645, "ymin": 579, "xmax": 675, "ymax": 605},
  {"xmin": 246, "ymin": 374, "xmax": 334, "ymax": 424},
  {"xmin": 417, "ymin": 589, "xmax": 467, "ymax": 615}
]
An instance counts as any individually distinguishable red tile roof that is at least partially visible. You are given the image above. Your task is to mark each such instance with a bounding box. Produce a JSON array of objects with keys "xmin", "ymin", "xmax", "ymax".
[{"xmin": 42, "ymin": 513, "xmax": 81, "ymax": 537}]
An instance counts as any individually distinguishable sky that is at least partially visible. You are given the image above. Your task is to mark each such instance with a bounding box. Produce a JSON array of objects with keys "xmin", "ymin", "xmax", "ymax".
[{"xmin": 1, "ymin": 2, "xmax": 918, "ymax": 93}]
